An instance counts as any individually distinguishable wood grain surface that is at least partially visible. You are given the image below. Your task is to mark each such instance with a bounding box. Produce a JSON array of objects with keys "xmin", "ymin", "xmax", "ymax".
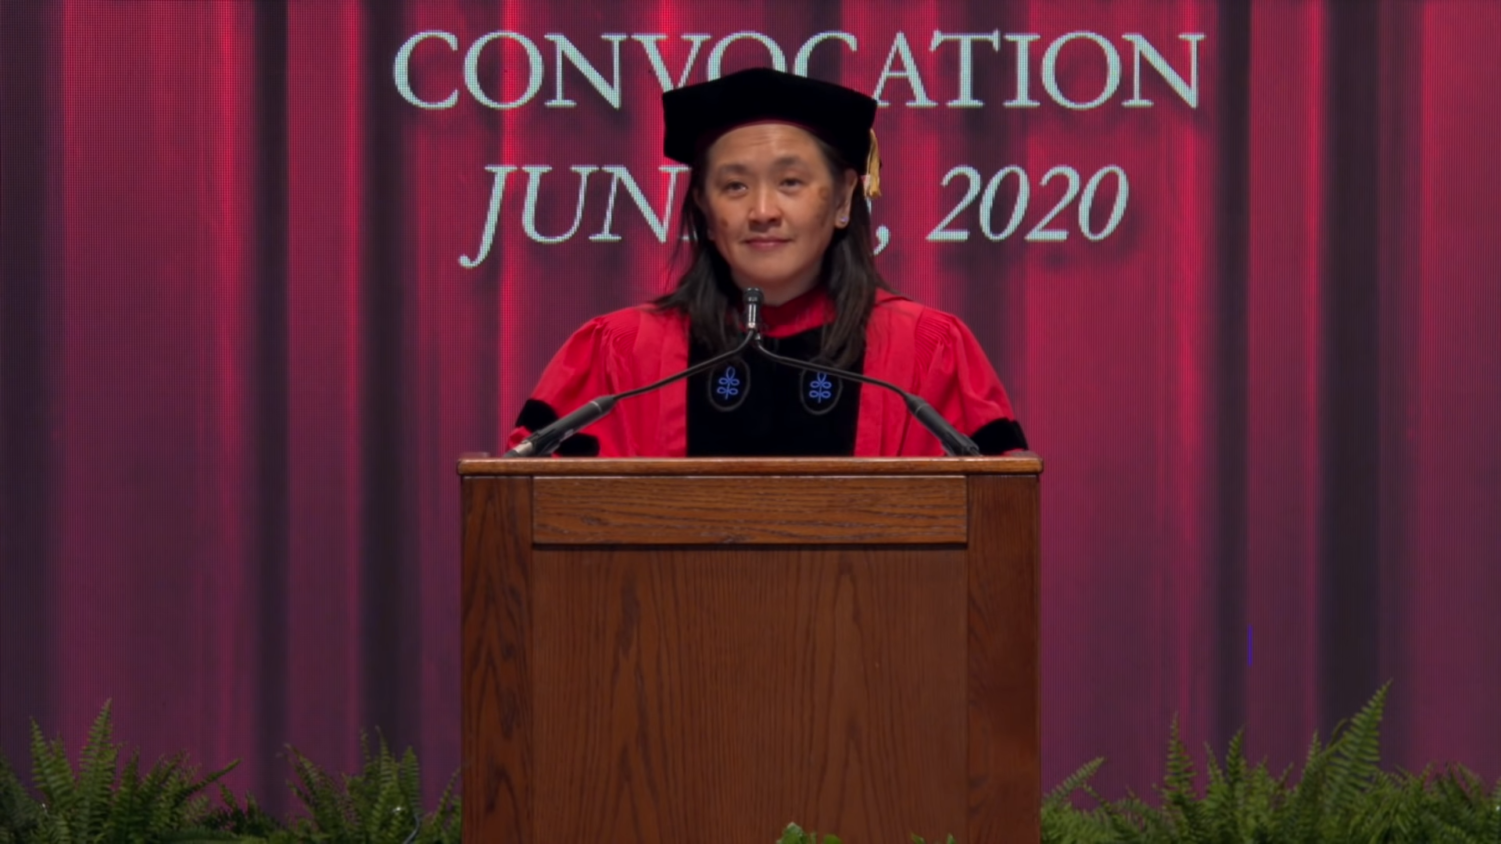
[
  {"xmin": 461, "ymin": 477, "xmax": 534, "ymax": 844},
  {"xmin": 458, "ymin": 454, "xmax": 1043, "ymax": 477},
  {"xmin": 532, "ymin": 475, "xmax": 967, "ymax": 544},
  {"xmin": 529, "ymin": 546, "xmax": 969, "ymax": 844},
  {"xmin": 967, "ymin": 475, "xmax": 1041, "ymax": 843},
  {"xmin": 460, "ymin": 469, "xmax": 1042, "ymax": 844}
]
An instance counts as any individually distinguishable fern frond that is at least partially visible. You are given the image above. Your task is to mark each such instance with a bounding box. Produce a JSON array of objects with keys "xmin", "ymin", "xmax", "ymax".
[
  {"xmin": 398, "ymin": 747, "xmax": 421, "ymax": 813},
  {"xmin": 201, "ymin": 784, "xmax": 284, "ymax": 838},
  {"xmin": 1155, "ymin": 716, "xmax": 1207, "ymax": 842},
  {"xmin": 1399, "ymin": 769, "xmax": 1436, "ymax": 841},
  {"xmin": 1418, "ymin": 763, "xmax": 1499, "ymax": 841},
  {"xmin": 1323, "ymin": 682, "xmax": 1387, "ymax": 822},
  {"xmin": 0, "ymin": 751, "xmax": 42, "ymax": 843},
  {"xmin": 1275, "ymin": 730, "xmax": 1334, "ymax": 844},
  {"xmin": 1346, "ymin": 768, "xmax": 1411, "ymax": 842},
  {"xmin": 1199, "ymin": 732, "xmax": 1245, "ymax": 842},
  {"xmin": 1305, "ymin": 728, "xmax": 1323, "ymax": 764},
  {"xmin": 1097, "ymin": 789, "xmax": 1169, "ymax": 843},
  {"xmin": 108, "ymin": 750, "xmax": 148, "ymax": 842},
  {"xmin": 145, "ymin": 753, "xmax": 184, "ymax": 836},
  {"xmin": 1041, "ymin": 798, "xmax": 1118, "ymax": 844},
  {"xmin": 418, "ymin": 767, "xmax": 462, "ymax": 844},
  {"xmin": 1043, "ymin": 757, "xmax": 1104, "ymax": 809},
  {"xmin": 286, "ymin": 745, "xmax": 350, "ymax": 838},
  {"xmin": 1203, "ymin": 739, "xmax": 1224, "ymax": 791},
  {"xmin": 1488, "ymin": 776, "xmax": 1501, "ymax": 841},
  {"xmin": 368, "ymin": 733, "xmax": 402, "ymax": 835},
  {"xmin": 29, "ymin": 719, "xmax": 79, "ymax": 822},
  {"xmin": 76, "ymin": 698, "xmax": 120, "ymax": 840},
  {"xmin": 1238, "ymin": 759, "xmax": 1282, "ymax": 836},
  {"xmin": 779, "ymin": 821, "xmax": 803, "ymax": 844},
  {"xmin": 1161, "ymin": 716, "xmax": 1195, "ymax": 800}
]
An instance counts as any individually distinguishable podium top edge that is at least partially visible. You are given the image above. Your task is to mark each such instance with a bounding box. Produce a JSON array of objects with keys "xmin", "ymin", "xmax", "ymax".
[{"xmin": 456, "ymin": 454, "xmax": 1044, "ymax": 477}]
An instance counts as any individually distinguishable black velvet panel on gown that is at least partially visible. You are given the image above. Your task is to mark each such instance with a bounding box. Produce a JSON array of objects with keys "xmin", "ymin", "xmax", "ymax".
[
  {"xmin": 686, "ymin": 327, "xmax": 863, "ymax": 457},
  {"xmin": 971, "ymin": 417, "xmax": 1029, "ymax": 454}
]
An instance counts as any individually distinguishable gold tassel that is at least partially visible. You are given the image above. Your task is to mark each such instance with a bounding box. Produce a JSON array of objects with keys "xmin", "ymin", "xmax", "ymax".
[{"xmin": 864, "ymin": 129, "xmax": 882, "ymax": 198}]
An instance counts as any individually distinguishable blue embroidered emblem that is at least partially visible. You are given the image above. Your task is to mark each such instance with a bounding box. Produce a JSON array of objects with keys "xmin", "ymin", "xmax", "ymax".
[
  {"xmin": 716, "ymin": 367, "xmax": 741, "ymax": 399},
  {"xmin": 708, "ymin": 358, "xmax": 750, "ymax": 411},
  {"xmin": 808, "ymin": 372, "xmax": 833, "ymax": 403},
  {"xmin": 800, "ymin": 368, "xmax": 840, "ymax": 415}
]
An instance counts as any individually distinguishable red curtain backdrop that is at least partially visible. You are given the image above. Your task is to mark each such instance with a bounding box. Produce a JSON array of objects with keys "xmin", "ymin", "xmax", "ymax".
[{"xmin": 3, "ymin": 0, "xmax": 1499, "ymax": 814}]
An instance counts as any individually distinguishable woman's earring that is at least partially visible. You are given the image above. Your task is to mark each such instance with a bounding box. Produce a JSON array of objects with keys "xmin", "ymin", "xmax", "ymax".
[{"xmin": 838, "ymin": 215, "xmax": 849, "ymax": 226}]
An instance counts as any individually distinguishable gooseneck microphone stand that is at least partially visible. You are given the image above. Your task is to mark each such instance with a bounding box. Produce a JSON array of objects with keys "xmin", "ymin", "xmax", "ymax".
[{"xmin": 503, "ymin": 290, "xmax": 766, "ymax": 458}]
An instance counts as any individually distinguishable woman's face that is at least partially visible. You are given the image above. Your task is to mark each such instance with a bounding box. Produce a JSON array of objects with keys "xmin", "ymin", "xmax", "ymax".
[{"xmin": 698, "ymin": 123, "xmax": 858, "ymax": 305}]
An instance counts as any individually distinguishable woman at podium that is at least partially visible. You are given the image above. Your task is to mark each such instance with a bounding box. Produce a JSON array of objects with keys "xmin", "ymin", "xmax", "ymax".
[{"xmin": 506, "ymin": 67, "xmax": 1028, "ymax": 458}]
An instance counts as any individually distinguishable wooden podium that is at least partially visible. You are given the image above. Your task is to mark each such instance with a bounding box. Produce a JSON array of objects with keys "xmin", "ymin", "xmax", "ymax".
[{"xmin": 459, "ymin": 456, "xmax": 1041, "ymax": 843}]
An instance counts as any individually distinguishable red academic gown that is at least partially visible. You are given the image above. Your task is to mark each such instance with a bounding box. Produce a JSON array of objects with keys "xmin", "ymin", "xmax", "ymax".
[{"xmin": 505, "ymin": 287, "xmax": 1027, "ymax": 457}]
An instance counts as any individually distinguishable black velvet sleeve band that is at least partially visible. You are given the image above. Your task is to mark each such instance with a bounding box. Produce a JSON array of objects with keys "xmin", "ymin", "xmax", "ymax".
[
  {"xmin": 514, "ymin": 399, "xmax": 601, "ymax": 457},
  {"xmin": 970, "ymin": 417, "xmax": 1029, "ymax": 455}
]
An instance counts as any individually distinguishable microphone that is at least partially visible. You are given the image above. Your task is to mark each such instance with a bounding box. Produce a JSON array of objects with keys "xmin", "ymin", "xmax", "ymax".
[
  {"xmin": 503, "ymin": 309, "xmax": 758, "ymax": 458},
  {"xmin": 502, "ymin": 396, "xmax": 620, "ymax": 459},
  {"xmin": 743, "ymin": 287, "xmax": 764, "ymax": 334},
  {"xmin": 747, "ymin": 299, "xmax": 982, "ymax": 456}
]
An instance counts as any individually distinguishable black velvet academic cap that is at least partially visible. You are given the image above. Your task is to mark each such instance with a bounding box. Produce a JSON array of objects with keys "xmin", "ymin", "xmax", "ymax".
[{"xmin": 661, "ymin": 67, "xmax": 882, "ymax": 192}]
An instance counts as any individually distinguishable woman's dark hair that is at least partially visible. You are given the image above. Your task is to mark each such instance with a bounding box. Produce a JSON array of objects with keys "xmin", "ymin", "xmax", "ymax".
[{"xmin": 651, "ymin": 135, "xmax": 891, "ymax": 369}]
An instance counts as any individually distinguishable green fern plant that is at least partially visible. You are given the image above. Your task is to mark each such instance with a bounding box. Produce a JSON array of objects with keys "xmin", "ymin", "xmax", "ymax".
[
  {"xmin": 1038, "ymin": 682, "xmax": 1501, "ymax": 844},
  {"xmin": 779, "ymin": 822, "xmax": 841, "ymax": 844},
  {"xmin": 278, "ymin": 732, "xmax": 459, "ymax": 844},
  {"xmin": 7, "ymin": 684, "xmax": 1500, "ymax": 843},
  {"xmin": 15, "ymin": 699, "xmax": 239, "ymax": 844},
  {"xmin": 198, "ymin": 783, "xmax": 287, "ymax": 841},
  {"xmin": 778, "ymin": 821, "xmax": 957, "ymax": 843},
  {"xmin": 1041, "ymin": 757, "xmax": 1117, "ymax": 844},
  {"xmin": 0, "ymin": 749, "xmax": 44, "ymax": 844},
  {"xmin": 1403, "ymin": 762, "xmax": 1501, "ymax": 843}
]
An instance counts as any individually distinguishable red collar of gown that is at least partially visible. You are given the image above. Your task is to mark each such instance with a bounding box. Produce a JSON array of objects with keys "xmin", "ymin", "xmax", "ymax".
[{"xmin": 756, "ymin": 286, "xmax": 904, "ymax": 338}]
